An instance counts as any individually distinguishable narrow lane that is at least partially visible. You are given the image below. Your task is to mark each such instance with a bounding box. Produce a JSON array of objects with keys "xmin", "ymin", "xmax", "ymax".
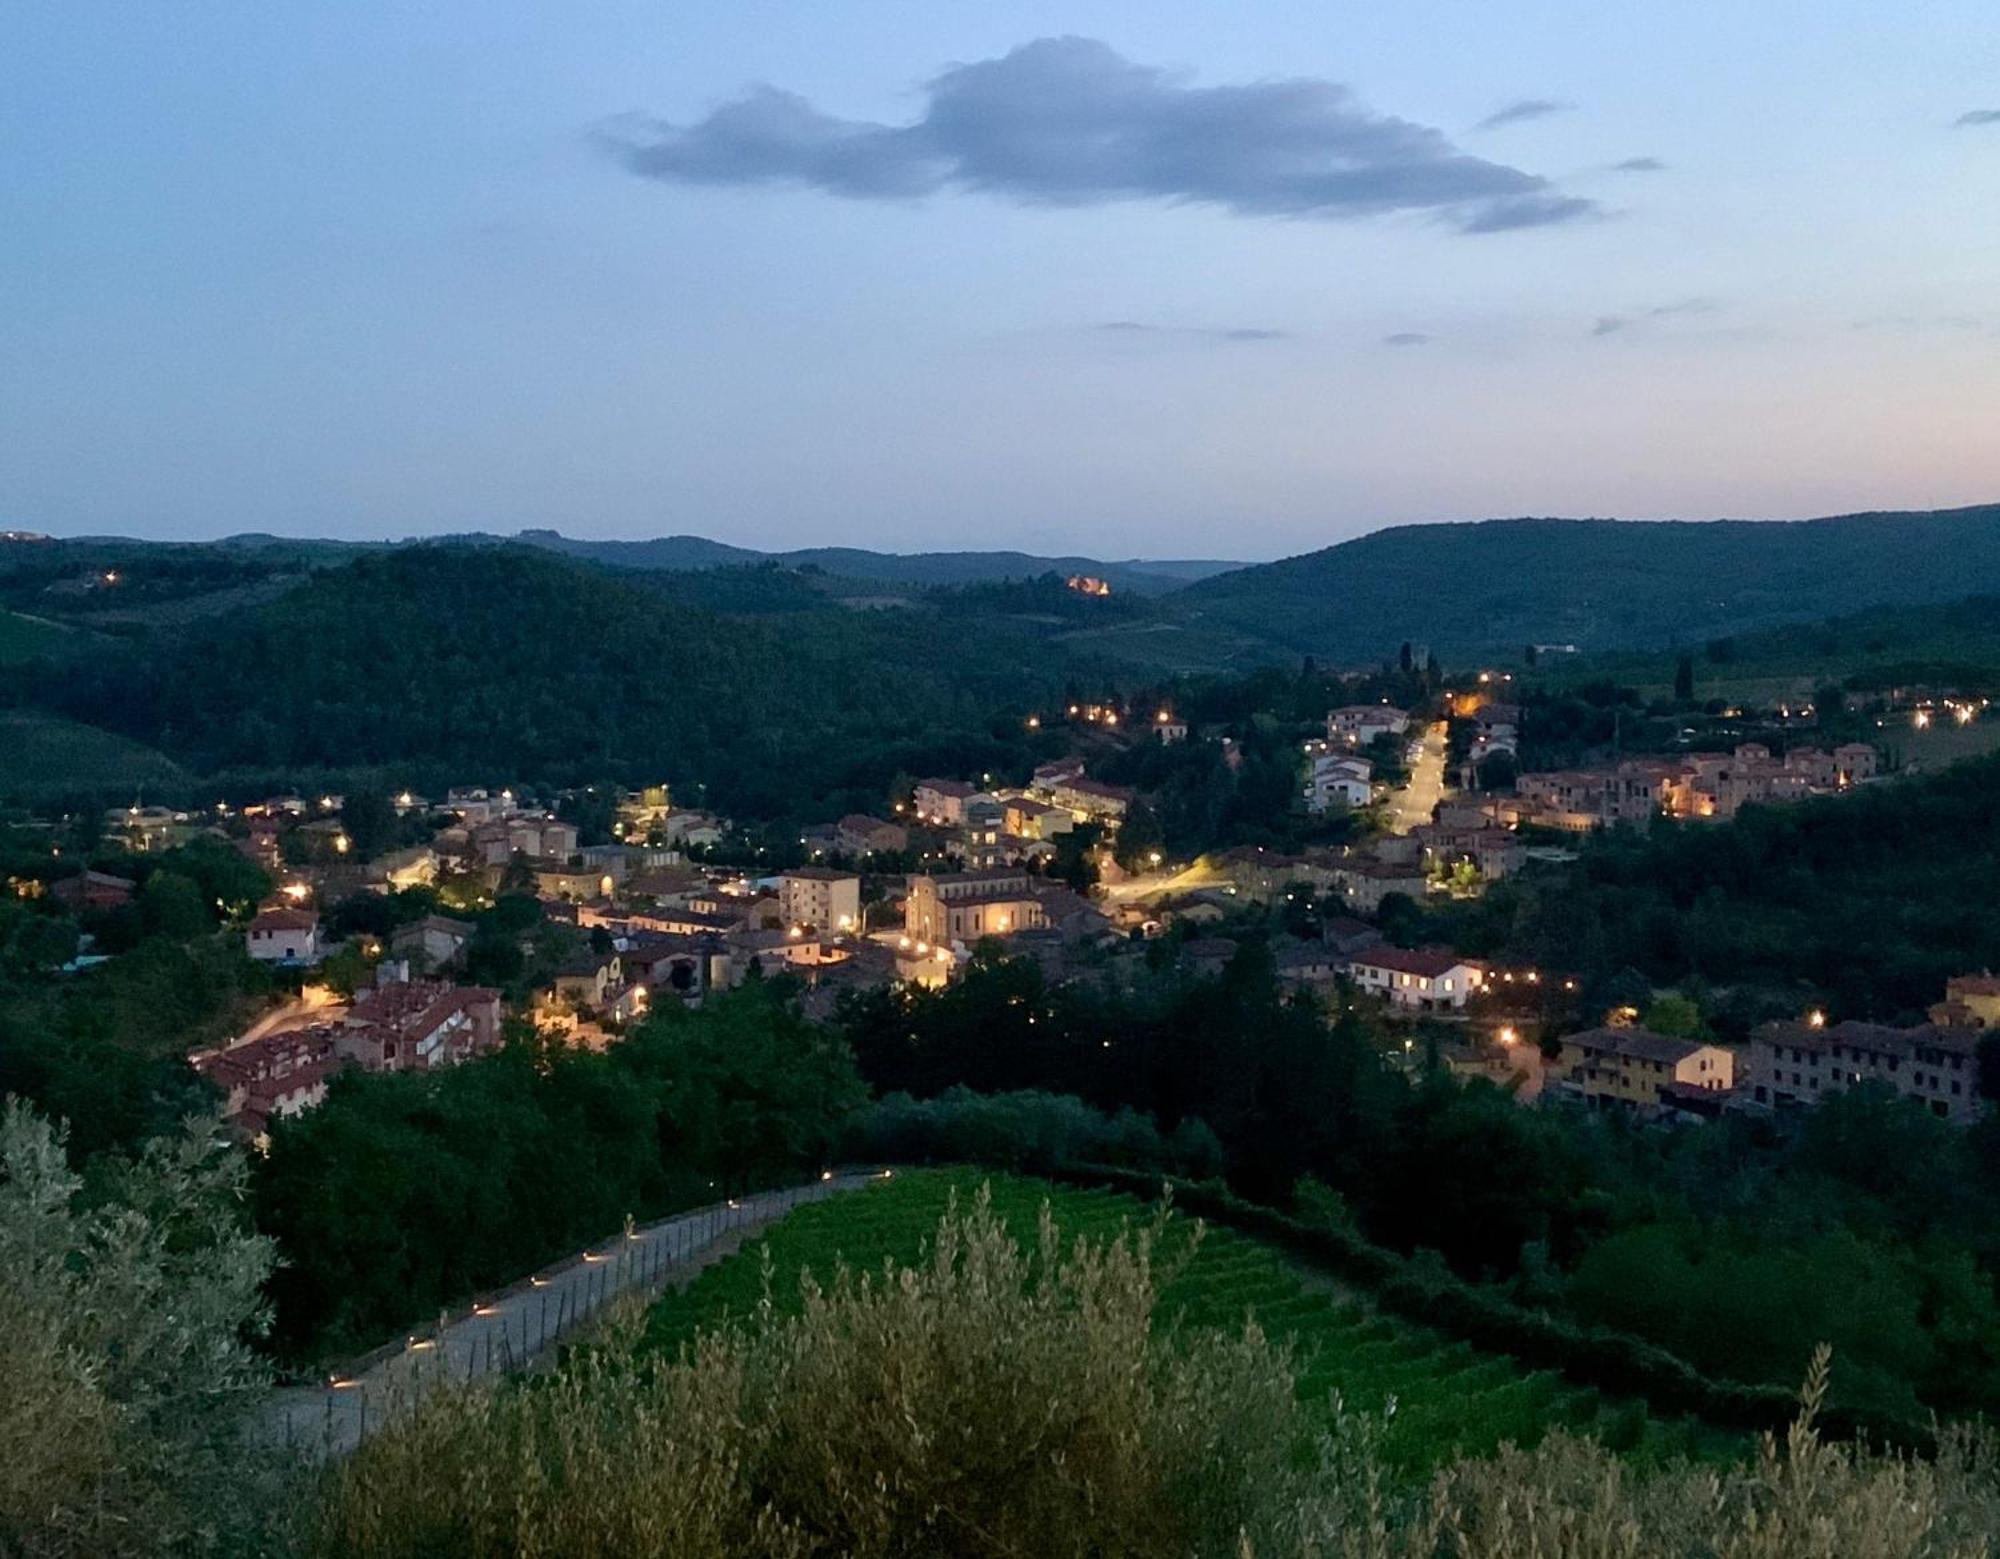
[
  {"xmin": 1388, "ymin": 720, "xmax": 1449, "ymax": 834},
  {"xmin": 259, "ymin": 1171, "xmax": 885, "ymax": 1457}
]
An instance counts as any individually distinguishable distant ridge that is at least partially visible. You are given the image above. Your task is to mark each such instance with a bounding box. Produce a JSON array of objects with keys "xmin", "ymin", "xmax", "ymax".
[
  {"xmin": 1178, "ymin": 503, "xmax": 2000, "ymax": 658},
  {"xmin": 508, "ymin": 531, "xmax": 1243, "ymax": 596}
]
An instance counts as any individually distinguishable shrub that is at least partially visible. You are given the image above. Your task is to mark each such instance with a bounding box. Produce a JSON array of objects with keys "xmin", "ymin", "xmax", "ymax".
[
  {"xmin": 304, "ymin": 1194, "xmax": 2000, "ymax": 1559},
  {"xmin": 841, "ymin": 1087, "xmax": 1222, "ymax": 1178},
  {"xmin": 0, "ymin": 1101, "xmax": 281, "ymax": 1557},
  {"xmin": 304, "ymin": 1186, "xmax": 1320, "ymax": 1558}
]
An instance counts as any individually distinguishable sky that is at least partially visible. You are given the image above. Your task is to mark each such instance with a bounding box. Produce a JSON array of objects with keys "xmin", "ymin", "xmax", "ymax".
[{"xmin": 3, "ymin": 3, "xmax": 1998, "ymax": 562}]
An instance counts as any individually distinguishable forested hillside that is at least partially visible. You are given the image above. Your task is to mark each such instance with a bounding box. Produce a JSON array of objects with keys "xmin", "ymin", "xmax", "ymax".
[
  {"xmin": 8, "ymin": 547, "xmax": 1098, "ymax": 815},
  {"xmin": 1179, "ymin": 503, "xmax": 2000, "ymax": 659}
]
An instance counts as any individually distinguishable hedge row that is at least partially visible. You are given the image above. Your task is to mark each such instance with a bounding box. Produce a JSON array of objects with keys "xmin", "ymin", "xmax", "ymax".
[{"xmin": 1045, "ymin": 1162, "xmax": 1935, "ymax": 1456}]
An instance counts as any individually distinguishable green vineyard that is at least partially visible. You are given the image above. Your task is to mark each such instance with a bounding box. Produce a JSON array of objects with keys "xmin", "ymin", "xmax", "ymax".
[{"xmin": 645, "ymin": 1170, "xmax": 1741, "ymax": 1474}]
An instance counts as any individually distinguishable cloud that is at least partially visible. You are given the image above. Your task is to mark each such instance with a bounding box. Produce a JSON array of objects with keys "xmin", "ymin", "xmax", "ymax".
[
  {"xmin": 1955, "ymin": 109, "xmax": 2000, "ymax": 127},
  {"xmin": 603, "ymin": 38, "xmax": 1597, "ymax": 235},
  {"xmin": 1381, "ymin": 331, "xmax": 1431, "ymax": 347},
  {"xmin": 1611, "ymin": 156, "xmax": 1666, "ymax": 173},
  {"xmin": 1591, "ymin": 298, "xmax": 1721, "ymax": 337},
  {"xmin": 1852, "ymin": 313, "xmax": 1995, "ymax": 335},
  {"xmin": 1645, "ymin": 297, "xmax": 1719, "ymax": 319},
  {"xmin": 1473, "ymin": 98, "xmax": 1572, "ymax": 132},
  {"xmin": 1094, "ymin": 320, "xmax": 1290, "ymax": 342}
]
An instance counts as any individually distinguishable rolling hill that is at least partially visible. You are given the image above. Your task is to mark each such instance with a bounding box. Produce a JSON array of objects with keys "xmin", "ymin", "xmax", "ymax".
[
  {"xmin": 9, "ymin": 545, "xmax": 1115, "ymax": 813},
  {"xmin": 1176, "ymin": 503, "xmax": 2000, "ymax": 661},
  {"xmin": 508, "ymin": 530, "xmax": 1240, "ymax": 595}
]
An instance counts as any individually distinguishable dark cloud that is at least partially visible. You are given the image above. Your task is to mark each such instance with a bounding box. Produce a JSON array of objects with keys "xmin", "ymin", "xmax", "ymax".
[
  {"xmin": 1611, "ymin": 156, "xmax": 1666, "ymax": 173},
  {"xmin": 603, "ymin": 38, "xmax": 1597, "ymax": 236},
  {"xmin": 1955, "ymin": 109, "xmax": 2000, "ymax": 127},
  {"xmin": 1381, "ymin": 331, "xmax": 1431, "ymax": 346},
  {"xmin": 1094, "ymin": 320, "xmax": 1290, "ymax": 342},
  {"xmin": 1591, "ymin": 315, "xmax": 1627, "ymax": 337},
  {"xmin": 1473, "ymin": 98, "xmax": 1572, "ymax": 132}
]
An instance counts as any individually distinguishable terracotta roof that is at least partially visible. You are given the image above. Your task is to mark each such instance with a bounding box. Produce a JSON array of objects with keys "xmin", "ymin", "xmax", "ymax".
[
  {"xmin": 1754, "ymin": 1018, "xmax": 1976, "ymax": 1060},
  {"xmin": 1565, "ymin": 1026, "xmax": 1706, "ymax": 1066},
  {"xmin": 1347, "ymin": 946, "xmax": 1478, "ymax": 979},
  {"xmin": 249, "ymin": 907, "xmax": 318, "ymax": 933}
]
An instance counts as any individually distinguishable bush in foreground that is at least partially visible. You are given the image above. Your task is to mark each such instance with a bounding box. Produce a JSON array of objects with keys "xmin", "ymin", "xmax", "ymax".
[
  {"xmin": 0, "ymin": 1100, "xmax": 280, "ymax": 1558},
  {"xmin": 307, "ymin": 1189, "xmax": 2000, "ymax": 1559}
]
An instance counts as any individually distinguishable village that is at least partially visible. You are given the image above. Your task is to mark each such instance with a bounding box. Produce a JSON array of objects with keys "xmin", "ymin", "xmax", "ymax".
[{"xmin": 22, "ymin": 661, "xmax": 1989, "ymax": 1156}]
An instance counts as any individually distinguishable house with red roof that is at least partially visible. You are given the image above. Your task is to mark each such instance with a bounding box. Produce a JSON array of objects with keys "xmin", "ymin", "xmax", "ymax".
[
  {"xmin": 1341, "ymin": 945, "xmax": 1487, "ymax": 1010},
  {"xmin": 245, "ymin": 906, "xmax": 319, "ymax": 965}
]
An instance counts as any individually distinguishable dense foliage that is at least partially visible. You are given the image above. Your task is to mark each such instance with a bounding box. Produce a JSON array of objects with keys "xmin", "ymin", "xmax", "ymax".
[
  {"xmin": 5, "ymin": 547, "xmax": 1099, "ymax": 815},
  {"xmin": 255, "ymin": 984, "xmax": 864, "ymax": 1356},
  {"xmin": 1421, "ymin": 750, "xmax": 2000, "ymax": 1019},
  {"xmin": 835, "ymin": 944, "xmax": 2000, "ymax": 1424},
  {"xmin": 308, "ymin": 1183, "xmax": 2000, "ymax": 1559},
  {"xmin": 0, "ymin": 1103, "xmax": 280, "ymax": 1558},
  {"xmin": 1186, "ymin": 504, "xmax": 2000, "ymax": 659},
  {"xmin": 0, "ymin": 835, "xmax": 275, "ymax": 1158}
]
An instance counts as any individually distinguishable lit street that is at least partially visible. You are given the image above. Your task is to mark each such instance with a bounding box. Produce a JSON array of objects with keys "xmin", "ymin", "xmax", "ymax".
[{"xmin": 1388, "ymin": 721, "xmax": 1449, "ymax": 834}]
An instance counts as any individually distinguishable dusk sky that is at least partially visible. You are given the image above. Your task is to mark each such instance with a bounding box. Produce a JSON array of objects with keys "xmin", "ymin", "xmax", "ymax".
[{"xmin": 5, "ymin": 3, "xmax": 1998, "ymax": 560}]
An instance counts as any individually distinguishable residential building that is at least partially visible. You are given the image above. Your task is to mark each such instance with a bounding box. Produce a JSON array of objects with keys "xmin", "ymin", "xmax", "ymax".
[
  {"xmin": 548, "ymin": 952, "xmax": 623, "ymax": 1013},
  {"xmin": 48, "ymin": 869, "xmax": 136, "ymax": 913},
  {"xmin": 1934, "ymin": 975, "xmax": 2000, "ymax": 1030},
  {"xmin": 913, "ymin": 778, "xmax": 979, "ymax": 826},
  {"xmin": 1326, "ymin": 705, "xmax": 1410, "ymax": 746},
  {"xmin": 1275, "ymin": 941, "xmax": 1342, "ymax": 990},
  {"xmin": 778, "ymin": 867, "xmax": 862, "ymax": 933},
  {"xmin": 622, "ymin": 866, "xmax": 708, "ymax": 904},
  {"xmin": 836, "ymin": 814, "xmax": 909, "ymax": 856},
  {"xmin": 1330, "ymin": 860, "xmax": 1430, "ymax": 915},
  {"xmin": 1047, "ymin": 774, "xmax": 1135, "ymax": 823},
  {"xmin": 536, "ymin": 863, "xmax": 616, "ymax": 901},
  {"xmin": 725, "ymin": 926, "xmax": 826, "ymax": 980},
  {"xmin": 1031, "ymin": 757, "xmax": 1086, "ymax": 791},
  {"xmin": 662, "ymin": 810, "xmax": 727, "ymax": 848},
  {"xmin": 389, "ymin": 914, "xmax": 474, "ymax": 973},
  {"xmin": 1341, "ymin": 947, "xmax": 1486, "ymax": 1010},
  {"xmin": 335, "ymin": 977, "xmax": 503, "ymax": 1072},
  {"xmin": 369, "ymin": 844, "xmax": 438, "ymax": 891},
  {"xmin": 1305, "ymin": 753, "xmax": 1373, "ymax": 813},
  {"xmin": 1415, "ymin": 824, "xmax": 1526, "ymax": 882},
  {"xmin": 1555, "ymin": 1028, "xmax": 1734, "ymax": 1112},
  {"xmin": 246, "ymin": 907, "xmax": 319, "ymax": 965},
  {"xmin": 619, "ymin": 932, "xmax": 727, "ymax": 1003},
  {"xmin": 193, "ymin": 1029, "xmax": 338, "ymax": 1145},
  {"xmin": 1746, "ymin": 1018, "xmax": 1981, "ymax": 1123},
  {"xmin": 1001, "ymin": 796, "xmax": 1073, "ymax": 840}
]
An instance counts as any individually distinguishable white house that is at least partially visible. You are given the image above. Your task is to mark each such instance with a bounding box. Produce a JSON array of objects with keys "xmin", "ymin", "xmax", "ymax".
[
  {"xmin": 246, "ymin": 907, "xmax": 320, "ymax": 965},
  {"xmin": 913, "ymin": 778, "xmax": 978, "ymax": 826},
  {"xmin": 1305, "ymin": 754, "xmax": 1373, "ymax": 813},
  {"xmin": 1342, "ymin": 946, "xmax": 1485, "ymax": 1010},
  {"xmin": 1327, "ymin": 705, "xmax": 1411, "ymax": 747}
]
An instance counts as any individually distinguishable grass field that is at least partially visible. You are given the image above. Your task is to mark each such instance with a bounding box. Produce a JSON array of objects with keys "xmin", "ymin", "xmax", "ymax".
[
  {"xmin": 0, "ymin": 711, "xmax": 188, "ymax": 802},
  {"xmin": 644, "ymin": 1170, "xmax": 1736, "ymax": 1475}
]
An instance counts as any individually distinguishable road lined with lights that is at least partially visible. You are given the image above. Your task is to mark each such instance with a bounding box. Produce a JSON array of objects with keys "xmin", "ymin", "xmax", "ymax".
[
  {"xmin": 1388, "ymin": 720, "xmax": 1449, "ymax": 834},
  {"xmin": 260, "ymin": 1171, "xmax": 886, "ymax": 1456}
]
